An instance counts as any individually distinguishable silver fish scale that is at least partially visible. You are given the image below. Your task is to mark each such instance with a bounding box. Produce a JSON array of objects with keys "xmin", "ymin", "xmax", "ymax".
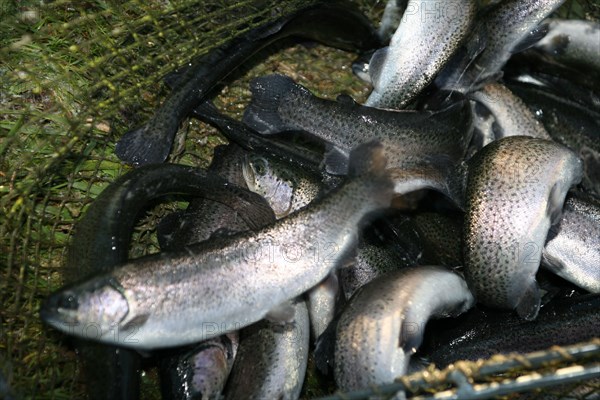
[
  {"xmin": 365, "ymin": 0, "xmax": 477, "ymax": 109},
  {"xmin": 224, "ymin": 300, "xmax": 309, "ymax": 400},
  {"xmin": 470, "ymin": 83, "xmax": 551, "ymax": 140},
  {"xmin": 464, "ymin": 136, "xmax": 582, "ymax": 318},
  {"xmin": 444, "ymin": 0, "xmax": 566, "ymax": 92},
  {"xmin": 543, "ymin": 193, "xmax": 600, "ymax": 293},
  {"xmin": 97, "ymin": 173, "xmax": 393, "ymax": 349},
  {"xmin": 334, "ymin": 266, "xmax": 474, "ymax": 391}
]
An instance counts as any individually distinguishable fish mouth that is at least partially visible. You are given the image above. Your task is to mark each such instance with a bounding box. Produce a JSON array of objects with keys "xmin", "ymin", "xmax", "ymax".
[{"xmin": 40, "ymin": 290, "xmax": 81, "ymax": 327}]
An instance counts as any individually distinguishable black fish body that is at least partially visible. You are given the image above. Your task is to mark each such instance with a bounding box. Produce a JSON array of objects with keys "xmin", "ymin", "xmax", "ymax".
[
  {"xmin": 426, "ymin": 294, "xmax": 600, "ymax": 368},
  {"xmin": 115, "ymin": 1, "xmax": 379, "ymax": 166}
]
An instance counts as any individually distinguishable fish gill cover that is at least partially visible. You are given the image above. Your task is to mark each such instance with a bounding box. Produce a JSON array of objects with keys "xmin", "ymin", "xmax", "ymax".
[{"xmin": 0, "ymin": 0, "xmax": 598, "ymax": 398}]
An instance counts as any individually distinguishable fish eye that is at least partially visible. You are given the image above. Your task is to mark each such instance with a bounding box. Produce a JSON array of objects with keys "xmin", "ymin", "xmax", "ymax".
[{"xmin": 252, "ymin": 158, "xmax": 269, "ymax": 176}]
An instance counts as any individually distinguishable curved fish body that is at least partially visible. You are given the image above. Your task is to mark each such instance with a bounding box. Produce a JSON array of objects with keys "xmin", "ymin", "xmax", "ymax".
[
  {"xmin": 469, "ymin": 83, "xmax": 551, "ymax": 141},
  {"xmin": 534, "ymin": 19, "xmax": 600, "ymax": 72},
  {"xmin": 159, "ymin": 333, "xmax": 239, "ymax": 400},
  {"xmin": 160, "ymin": 145, "xmax": 252, "ymax": 250},
  {"xmin": 60, "ymin": 164, "xmax": 274, "ymax": 400},
  {"xmin": 542, "ymin": 192, "xmax": 600, "ymax": 294},
  {"xmin": 158, "ymin": 145, "xmax": 275, "ymax": 400},
  {"xmin": 41, "ymin": 146, "xmax": 394, "ymax": 350},
  {"xmin": 242, "ymin": 153, "xmax": 322, "ymax": 219},
  {"xmin": 114, "ymin": 1, "xmax": 379, "ymax": 166},
  {"xmin": 224, "ymin": 299, "xmax": 309, "ymax": 400},
  {"xmin": 191, "ymin": 100, "xmax": 324, "ymax": 176},
  {"xmin": 243, "ymin": 74, "xmax": 473, "ymax": 204},
  {"xmin": 240, "ymin": 147, "xmax": 332, "ymax": 341},
  {"xmin": 440, "ymin": 0, "xmax": 566, "ymax": 92},
  {"xmin": 364, "ymin": 0, "xmax": 476, "ymax": 109},
  {"xmin": 505, "ymin": 80, "xmax": 600, "ymax": 196},
  {"xmin": 426, "ymin": 294, "xmax": 600, "ymax": 368},
  {"xmin": 334, "ymin": 266, "xmax": 474, "ymax": 391},
  {"xmin": 464, "ymin": 136, "xmax": 583, "ymax": 320}
]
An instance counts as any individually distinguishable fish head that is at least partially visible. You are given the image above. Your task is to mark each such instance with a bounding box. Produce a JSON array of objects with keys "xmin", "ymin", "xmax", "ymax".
[
  {"xmin": 40, "ymin": 276, "xmax": 130, "ymax": 342},
  {"xmin": 242, "ymin": 154, "xmax": 294, "ymax": 218}
]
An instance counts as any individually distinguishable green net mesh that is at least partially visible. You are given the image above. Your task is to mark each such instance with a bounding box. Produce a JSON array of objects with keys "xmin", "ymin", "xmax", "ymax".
[{"xmin": 1, "ymin": 0, "xmax": 599, "ymax": 398}]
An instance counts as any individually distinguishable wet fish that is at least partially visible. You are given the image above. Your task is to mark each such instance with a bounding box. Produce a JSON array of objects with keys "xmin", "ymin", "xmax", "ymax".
[
  {"xmin": 543, "ymin": 191, "xmax": 600, "ymax": 294},
  {"xmin": 469, "ymin": 82, "xmax": 551, "ymax": 140},
  {"xmin": 340, "ymin": 220, "xmax": 420, "ymax": 300},
  {"xmin": 426, "ymin": 294, "xmax": 600, "ymax": 368},
  {"xmin": 158, "ymin": 333, "xmax": 239, "ymax": 400},
  {"xmin": 307, "ymin": 273, "xmax": 340, "ymax": 341},
  {"xmin": 411, "ymin": 212, "xmax": 464, "ymax": 267},
  {"xmin": 40, "ymin": 143, "xmax": 394, "ymax": 350},
  {"xmin": 243, "ymin": 74, "xmax": 473, "ymax": 205},
  {"xmin": 59, "ymin": 163, "xmax": 274, "ymax": 400},
  {"xmin": 439, "ymin": 0, "xmax": 566, "ymax": 92},
  {"xmin": 534, "ymin": 19, "xmax": 600, "ymax": 72},
  {"xmin": 468, "ymin": 100, "xmax": 496, "ymax": 156},
  {"xmin": 159, "ymin": 145, "xmax": 253, "ymax": 251},
  {"xmin": 240, "ymin": 144, "xmax": 334, "ymax": 342},
  {"xmin": 242, "ymin": 153, "xmax": 322, "ymax": 219},
  {"xmin": 157, "ymin": 146, "xmax": 277, "ymax": 400},
  {"xmin": 334, "ymin": 266, "xmax": 474, "ymax": 391},
  {"xmin": 224, "ymin": 299, "xmax": 309, "ymax": 400},
  {"xmin": 505, "ymin": 80, "xmax": 600, "ymax": 196},
  {"xmin": 114, "ymin": 1, "xmax": 380, "ymax": 166},
  {"xmin": 364, "ymin": 0, "xmax": 476, "ymax": 109},
  {"xmin": 464, "ymin": 136, "xmax": 583, "ymax": 320},
  {"xmin": 191, "ymin": 100, "xmax": 325, "ymax": 176}
]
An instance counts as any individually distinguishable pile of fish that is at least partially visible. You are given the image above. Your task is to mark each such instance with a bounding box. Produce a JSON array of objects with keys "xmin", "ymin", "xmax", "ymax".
[{"xmin": 40, "ymin": 0, "xmax": 600, "ymax": 398}]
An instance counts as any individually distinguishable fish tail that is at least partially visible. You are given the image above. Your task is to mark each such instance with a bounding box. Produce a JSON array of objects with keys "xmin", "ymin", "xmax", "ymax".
[
  {"xmin": 243, "ymin": 74, "xmax": 303, "ymax": 135},
  {"xmin": 115, "ymin": 123, "xmax": 172, "ymax": 166}
]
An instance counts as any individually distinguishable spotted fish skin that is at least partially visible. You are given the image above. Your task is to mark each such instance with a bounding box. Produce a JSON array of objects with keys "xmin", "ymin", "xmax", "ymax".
[
  {"xmin": 242, "ymin": 153, "xmax": 321, "ymax": 219},
  {"xmin": 365, "ymin": 0, "xmax": 477, "ymax": 109},
  {"xmin": 464, "ymin": 136, "xmax": 582, "ymax": 320},
  {"xmin": 469, "ymin": 83, "xmax": 551, "ymax": 141},
  {"xmin": 224, "ymin": 299, "xmax": 309, "ymax": 400},
  {"xmin": 440, "ymin": 0, "xmax": 566, "ymax": 92},
  {"xmin": 543, "ymin": 192, "xmax": 600, "ymax": 293},
  {"xmin": 243, "ymin": 74, "xmax": 473, "ymax": 204},
  {"xmin": 505, "ymin": 80, "xmax": 600, "ymax": 197},
  {"xmin": 41, "ymin": 146, "xmax": 394, "ymax": 350},
  {"xmin": 334, "ymin": 266, "xmax": 474, "ymax": 391},
  {"xmin": 426, "ymin": 294, "xmax": 600, "ymax": 368}
]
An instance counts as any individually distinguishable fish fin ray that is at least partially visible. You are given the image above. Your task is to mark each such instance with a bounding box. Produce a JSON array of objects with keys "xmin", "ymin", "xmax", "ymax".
[
  {"xmin": 323, "ymin": 145, "xmax": 350, "ymax": 175},
  {"xmin": 516, "ymin": 281, "xmax": 541, "ymax": 321},
  {"xmin": 115, "ymin": 124, "xmax": 172, "ymax": 166},
  {"xmin": 512, "ymin": 23, "xmax": 550, "ymax": 54},
  {"xmin": 121, "ymin": 313, "xmax": 150, "ymax": 332},
  {"xmin": 242, "ymin": 74, "xmax": 302, "ymax": 135},
  {"xmin": 368, "ymin": 46, "xmax": 389, "ymax": 92},
  {"xmin": 265, "ymin": 300, "xmax": 296, "ymax": 324}
]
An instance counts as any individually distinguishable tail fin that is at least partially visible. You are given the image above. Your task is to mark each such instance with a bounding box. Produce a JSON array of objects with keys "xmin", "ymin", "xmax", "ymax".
[{"xmin": 242, "ymin": 74, "xmax": 304, "ymax": 135}]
